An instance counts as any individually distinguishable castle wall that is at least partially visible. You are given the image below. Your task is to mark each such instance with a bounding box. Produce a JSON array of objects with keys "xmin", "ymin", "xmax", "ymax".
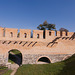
[
  {"xmin": 45, "ymin": 30, "xmax": 55, "ymax": 40},
  {"xmin": 68, "ymin": 32, "xmax": 74, "ymax": 37},
  {"xmin": 33, "ymin": 30, "xmax": 43, "ymax": 39},
  {"xmin": 0, "ymin": 27, "xmax": 74, "ymax": 65},
  {"xmin": 20, "ymin": 29, "xmax": 31, "ymax": 38},
  {"xmin": 5, "ymin": 28, "xmax": 18, "ymax": 38},
  {"xmin": 0, "ymin": 28, "xmax": 4, "ymax": 37},
  {"xmin": 23, "ymin": 54, "xmax": 72, "ymax": 64}
]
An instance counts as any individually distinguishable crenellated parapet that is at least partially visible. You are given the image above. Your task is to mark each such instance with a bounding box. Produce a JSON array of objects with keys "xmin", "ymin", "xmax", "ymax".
[
  {"xmin": 5, "ymin": 28, "xmax": 18, "ymax": 38},
  {"xmin": 20, "ymin": 29, "xmax": 31, "ymax": 38},
  {"xmin": 0, "ymin": 27, "xmax": 4, "ymax": 37},
  {"xmin": 33, "ymin": 30, "xmax": 43, "ymax": 39},
  {"xmin": 0, "ymin": 27, "xmax": 74, "ymax": 41}
]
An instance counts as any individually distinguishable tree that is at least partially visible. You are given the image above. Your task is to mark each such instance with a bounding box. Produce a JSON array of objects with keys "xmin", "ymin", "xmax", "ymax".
[
  {"xmin": 37, "ymin": 21, "xmax": 56, "ymax": 30},
  {"xmin": 59, "ymin": 28, "xmax": 69, "ymax": 32},
  {"xmin": 37, "ymin": 21, "xmax": 56, "ymax": 38},
  {"xmin": 59, "ymin": 28, "xmax": 69, "ymax": 36}
]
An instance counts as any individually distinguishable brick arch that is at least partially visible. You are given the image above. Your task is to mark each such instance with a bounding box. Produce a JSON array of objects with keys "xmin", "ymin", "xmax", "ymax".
[
  {"xmin": 7, "ymin": 48, "xmax": 23, "ymax": 54},
  {"xmin": 36, "ymin": 56, "xmax": 52, "ymax": 64},
  {"xmin": 7, "ymin": 49, "xmax": 23, "ymax": 65},
  {"xmin": 63, "ymin": 55, "xmax": 71, "ymax": 60}
]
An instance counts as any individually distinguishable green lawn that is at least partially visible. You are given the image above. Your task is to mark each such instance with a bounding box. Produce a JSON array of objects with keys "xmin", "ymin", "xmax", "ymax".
[
  {"xmin": 0, "ymin": 66, "xmax": 12, "ymax": 75},
  {"xmin": 15, "ymin": 54, "xmax": 75, "ymax": 75}
]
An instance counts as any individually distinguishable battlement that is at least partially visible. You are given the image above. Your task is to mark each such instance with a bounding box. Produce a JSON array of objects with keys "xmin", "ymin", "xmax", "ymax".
[{"xmin": 0, "ymin": 27, "xmax": 74, "ymax": 41}]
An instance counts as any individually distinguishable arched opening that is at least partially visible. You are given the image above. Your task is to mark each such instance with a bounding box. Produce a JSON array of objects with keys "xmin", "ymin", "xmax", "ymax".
[
  {"xmin": 10, "ymin": 32, "xmax": 13, "ymax": 37},
  {"xmin": 49, "ymin": 31, "xmax": 51, "ymax": 36},
  {"xmin": 24, "ymin": 33, "xmax": 27, "ymax": 38},
  {"xmin": 63, "ymin": 56, "xmax": 71, "ymax": 60},
  {"xmin": 37, "ymin": 57, "xmax": 51, "ymax": 64},
  {"xmin": 37, "ymin": 34, "xmax": 39, "ymax": 38},
  {"xmin": 8, "ymin": 49, "xmax": 22, "ymax": 66}
]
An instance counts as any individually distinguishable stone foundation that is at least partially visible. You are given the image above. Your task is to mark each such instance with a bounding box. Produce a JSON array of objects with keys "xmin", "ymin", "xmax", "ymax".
[{"xmin": 22, "ymin": 54, "xmax": 72, "ymax": 64}]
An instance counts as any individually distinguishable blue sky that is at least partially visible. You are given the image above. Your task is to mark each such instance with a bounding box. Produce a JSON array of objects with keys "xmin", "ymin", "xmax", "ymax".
[{"xmin": 0, "ymin": 0, "xmax": 75, "ymax": 32}]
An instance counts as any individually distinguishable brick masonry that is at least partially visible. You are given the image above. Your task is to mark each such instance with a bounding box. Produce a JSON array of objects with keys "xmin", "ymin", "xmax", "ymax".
[
  {"xmin": 0, "ymin": 27, "xmax": 74, "ymax": 65},
  {"xmin": 22, "ymin": 54, "xmax": 72, "ymax": 64}
]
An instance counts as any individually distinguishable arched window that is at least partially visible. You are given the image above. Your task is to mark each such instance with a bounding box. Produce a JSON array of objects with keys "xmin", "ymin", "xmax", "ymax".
[
  {"xmin": 49, "ymin": 31, "xmax": 51, "ymax": 36},
  {"xmin": 24, "ymin": 33, "xmax": 27, "ymax": 38},
  {"xmin": 10, "ymin": 32, "xmax": 13, "ymax": 37},
  {"xmin": 37, "ymin": 34, "xmax": 39, "ymax": 38}
]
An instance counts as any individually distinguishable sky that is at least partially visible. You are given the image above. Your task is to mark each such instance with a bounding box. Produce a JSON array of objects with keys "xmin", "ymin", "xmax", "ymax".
[{"xmin": 0, "ymin": 0, "xmax": 75, "ymax": 32}]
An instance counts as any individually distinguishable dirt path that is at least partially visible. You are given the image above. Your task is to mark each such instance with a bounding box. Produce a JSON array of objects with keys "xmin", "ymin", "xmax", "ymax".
[{"xmin": 10, "ymin": 64, "xmax": 19, "ymax": 75}]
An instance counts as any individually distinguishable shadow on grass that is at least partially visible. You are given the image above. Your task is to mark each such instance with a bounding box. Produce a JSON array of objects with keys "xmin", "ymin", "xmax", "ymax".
[{"xmin": 58, "ymin": 54, "xmax": 75, "ymax": 75}]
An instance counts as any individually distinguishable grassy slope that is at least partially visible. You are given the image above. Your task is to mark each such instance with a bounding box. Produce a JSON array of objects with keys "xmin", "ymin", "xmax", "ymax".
[
  {"xmin": 0, "ymin": 66, "xmax": 12, "ymax": 75},
  {"xmin": 15, "ymin": 54, "xmax": 75, "ymax": 75}
]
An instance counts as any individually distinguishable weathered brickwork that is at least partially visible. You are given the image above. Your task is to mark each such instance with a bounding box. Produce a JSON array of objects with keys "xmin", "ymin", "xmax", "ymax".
[{"xmin": 0, "ymin": 27, "xmax": 75, "ymax": 65}]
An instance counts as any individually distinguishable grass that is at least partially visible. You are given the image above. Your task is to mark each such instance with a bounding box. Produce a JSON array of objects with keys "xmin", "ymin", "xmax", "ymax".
[
  {"xmin": 8, "ymin": 59, "xmax": 14, "ymax": 64},
  {"xmin": 0, "ymin": 66, "xmax": 12, "ymax": 75},
  {"xmin": 2, "ymin": 70, "xmax": 12, "ymax": 75},
  {"xmin": 10, "ymin": 50, "xmax": 21, "ymax": 55},
  {"xmin": 15, "ymin": 54, "xmax": 75, "ymax": 75},
  {"xmin": 0, "ymin": 66, "xmax": 7, "ymax": 70}
]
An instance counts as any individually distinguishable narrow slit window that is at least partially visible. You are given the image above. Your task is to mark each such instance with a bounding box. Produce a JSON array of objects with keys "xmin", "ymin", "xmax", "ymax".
[
  {"xmin": 55, "ymin": 31, "xmax": 57, "ymax": 36},
  {"xmin": 66, "ymin": 32, "xmax": 68, "ymax": 36},
  {"xmin": 49, "ymin": 31, "xmax": 51, "ymax": 36},
  {"xmin": 24, "ymin": 33, "xmax": 27, "ymax": 38},
  {"xmin": 10, "ymin": 32, "xmax": 13, "ymax": 37},
  {"xmin": 3, "ymin": 28, "xmax": 5, "ymax": 37},
  {"xmin": 37, "ymin": 34, "xmax": 39, "ymax": 38}
]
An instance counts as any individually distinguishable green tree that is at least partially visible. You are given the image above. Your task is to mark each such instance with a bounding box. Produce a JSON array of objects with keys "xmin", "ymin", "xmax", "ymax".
[
  {"xmin": 37, "ymin": 21, "xmax": 56, "ymax": 30},
  {"xmin": 37, "ymin": 21, "xmax": 56, "ymax": 38}
]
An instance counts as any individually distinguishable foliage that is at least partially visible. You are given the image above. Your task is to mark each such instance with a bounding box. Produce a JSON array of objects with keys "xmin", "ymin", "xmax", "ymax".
[
  {"xmin": 59, "ymin": 28, "xmax": 69, "ymax": 32},
  {"xmin": 37, "ymin": 21, "xmax": 56, "ymax": 30},
  {"xmin": 37, "ymin": 21, "xmax": 56, "ymax": 38},
  {"xmin": 15, "ymin": 54, "xmax": 75, "ymax": 75}
]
